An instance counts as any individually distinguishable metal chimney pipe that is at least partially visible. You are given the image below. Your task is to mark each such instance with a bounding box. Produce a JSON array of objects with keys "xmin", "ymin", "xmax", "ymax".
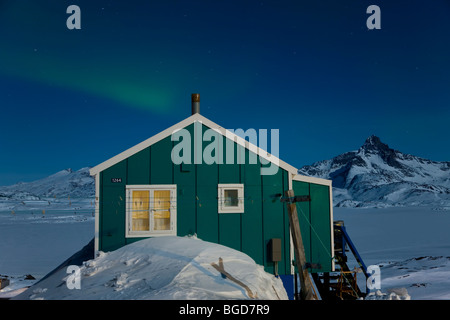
[{"xmin": 191, "ymin": 93, "xmax": 200, "ymax": 115}]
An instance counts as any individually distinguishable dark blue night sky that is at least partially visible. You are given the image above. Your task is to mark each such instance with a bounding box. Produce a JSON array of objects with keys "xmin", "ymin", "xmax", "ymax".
[{"xmin": 1, "ymin": 1, "xmax": 449, "ymax": 185}]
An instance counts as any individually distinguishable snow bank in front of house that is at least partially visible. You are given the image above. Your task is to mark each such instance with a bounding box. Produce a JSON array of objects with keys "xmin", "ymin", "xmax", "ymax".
[
  {"xmin": 15, "ymin": 236, "xmax": 288, "ymax": 300},
  {"xmin": 364, "ymin": 289, "xmax": 411, "ymax": 300}
]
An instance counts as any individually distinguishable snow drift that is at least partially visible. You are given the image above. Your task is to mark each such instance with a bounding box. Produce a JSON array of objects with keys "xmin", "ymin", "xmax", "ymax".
[{"xmin": 14, "ymin": 236, "xmax": 288, "ymax": 300}]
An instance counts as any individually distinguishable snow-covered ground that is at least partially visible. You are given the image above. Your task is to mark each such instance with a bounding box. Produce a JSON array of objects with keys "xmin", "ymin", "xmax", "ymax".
[
  {"xmin": 334, "ymin": 206, "xmax": 450, "ymax": 300},
  {"xmin": 0, "ymin": 206, "xmax": 287, "ymax": 300},
  {"xmin": 1, "ymin": 203, "xmax": 449, "ymax": 300},
  {"xmin": 0, "ymin": 209, "xmax": 94, "ymax": 280}
]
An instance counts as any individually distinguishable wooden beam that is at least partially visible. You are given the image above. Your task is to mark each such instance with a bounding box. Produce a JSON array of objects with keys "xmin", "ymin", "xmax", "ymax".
[{"xmin": 284, "ymin": 189, "xmax": 318, "ymax": 300}]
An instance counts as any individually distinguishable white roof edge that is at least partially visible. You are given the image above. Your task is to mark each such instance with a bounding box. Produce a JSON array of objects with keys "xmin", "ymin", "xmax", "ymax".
[
  {"xmin": 292, "ymin": 173, "xmax": 332, "ymax": 186},
  {"xmin": 90, "ymin": 113, "xmax": 300, "ymax": 176},
  {"xmin": 197, "ymin": 115, "xmax": 298, "ymax": 175},
  {"xmin": 90, "ymin": 114, "xmax": 201, "ymax": 176}
]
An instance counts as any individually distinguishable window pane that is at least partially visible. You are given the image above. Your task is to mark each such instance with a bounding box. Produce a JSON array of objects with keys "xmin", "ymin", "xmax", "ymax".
[
  {"xmin": 132, "ymin": 190, "xmax": 149, "ymax": 231},
  {"xmin": 224, "ymin": 189, "xmax": 239, "ymax": 207},
  {"xmin": 154, "ymin": 190, "xmax": 171, "ymax": 230}
]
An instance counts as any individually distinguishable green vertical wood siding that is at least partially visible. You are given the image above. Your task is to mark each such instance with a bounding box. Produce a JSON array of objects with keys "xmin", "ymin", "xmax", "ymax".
[
  {"xmin": 150, "ymin": 136, "xmax": 173, "ymax": 184},
  {"xmin": 262, "ymin": 165, "xmax": 287, "ymax": 275},
  {"xmin": 127, "ymin": 148, "xmax": 150, "ymax": 185},
  {"xmin": 292, "ymin": 180, "xmax": 332, "ymax": 273},
  {"xmin": 218, "ymin": 137, "xmax": 241, "ymax": 252},
  {"xmin": 310, "ymin": 183, "xmax": 332, "ymax": 273},
  {"xmin": 174, "ymin": 124, "xmax": 196, "ymax": 236},
  {"xmin": 196, "ymin": 124, "xmax": 219, "ymax": 243},
  {"xmin": 241, "ymin": 148, "xmax": 264, "ymax": 266},
  {"xmin": 100, "ymin": 160, "xmax": 127, "ymax": 252}
]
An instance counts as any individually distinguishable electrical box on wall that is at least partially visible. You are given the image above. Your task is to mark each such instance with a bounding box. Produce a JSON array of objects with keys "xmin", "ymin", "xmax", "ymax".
[{"xmin": 269, "ymin": 238, "xmax": 282, "ymax": 262}]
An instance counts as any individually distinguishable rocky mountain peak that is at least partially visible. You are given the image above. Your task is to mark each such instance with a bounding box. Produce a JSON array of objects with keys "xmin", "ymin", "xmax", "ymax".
[
  {"xmin": 361, "ymin": 135, "xmax": 390, "ymax": 153},
  {"xmin": 359, "ymin": 135, "xmax": 400, "ymax": 168}
]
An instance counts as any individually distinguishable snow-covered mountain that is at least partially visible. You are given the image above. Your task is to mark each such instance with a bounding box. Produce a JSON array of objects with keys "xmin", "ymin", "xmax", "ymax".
[
  {"xmin": 299, "ymin": 135, "xmax": 450, "ymax": 208},
  {"xmin": 0, "ymin": 167, "xmax": 94, "ymax": 201}
]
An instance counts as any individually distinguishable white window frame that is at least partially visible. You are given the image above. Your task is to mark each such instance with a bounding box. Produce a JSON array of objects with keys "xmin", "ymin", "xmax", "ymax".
[
  {"xmin": 218, "ymin": 183, "xmax": 244, "ymax": 213},
  {"xmin": 125, "ymin": 185, "xmax": 177, "ymax": 238}
]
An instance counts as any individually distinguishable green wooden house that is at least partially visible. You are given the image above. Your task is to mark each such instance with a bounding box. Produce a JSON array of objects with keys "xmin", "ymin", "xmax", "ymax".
[{"xmin": 89, "ymin": 95, "xmax": 334, "ymax": 290}]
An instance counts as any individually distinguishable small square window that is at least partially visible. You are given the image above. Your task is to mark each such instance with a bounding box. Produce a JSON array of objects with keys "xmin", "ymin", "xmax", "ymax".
[
  {"xmin": 218, "ymin": 184, "xmax": 244, "ymax": 213},
  {"xmin": 224, "ymin": 189, "xmax": 239, "ymax": 207}
]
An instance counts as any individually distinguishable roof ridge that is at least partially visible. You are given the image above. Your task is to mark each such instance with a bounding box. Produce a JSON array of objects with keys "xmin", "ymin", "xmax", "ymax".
[{"xmin": 90, "ymin": 113, "xmax": 298, "ymax": 176}]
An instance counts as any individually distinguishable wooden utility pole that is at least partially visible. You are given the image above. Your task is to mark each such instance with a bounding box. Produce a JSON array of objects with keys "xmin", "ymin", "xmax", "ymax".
[{"xmin": 284, "ymin": 189, "xmax": 318, "ymax": 300}]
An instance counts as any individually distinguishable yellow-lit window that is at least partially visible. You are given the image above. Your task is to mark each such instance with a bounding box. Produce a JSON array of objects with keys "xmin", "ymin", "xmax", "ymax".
[
  {"xmin": 126, "ymin": 185, "xmax": 176, "ymax": 237},
  {"xmin": 153, "ymin": 190, "xmax": 171, "ymax": 231},
  {"xmin": 131, "ymin": 190, "xmax": 150, "ymax": 231}
]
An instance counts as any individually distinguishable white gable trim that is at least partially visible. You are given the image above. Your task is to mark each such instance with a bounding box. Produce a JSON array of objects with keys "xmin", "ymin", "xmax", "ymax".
[
  {"xmin": 292, "ymin": 174, "xmax": 332, "ymax": 187},
  {"xmin": 90, "ymin": 114, "xmax": 198, "ymax": 176},
  {"xmin": 94, "ymin": 173, "xmax": 100, "ymax": 253},
  {"xmin": 90, "ymin": 113, "xmax": 300, "ymax": 176}
]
